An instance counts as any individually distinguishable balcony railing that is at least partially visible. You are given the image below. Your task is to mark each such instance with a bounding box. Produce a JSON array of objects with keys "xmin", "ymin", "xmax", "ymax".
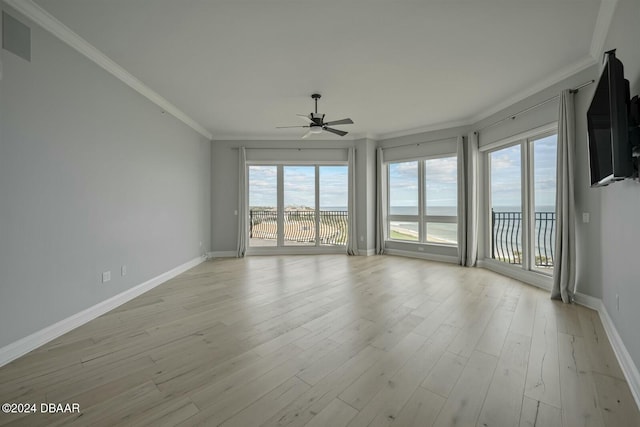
[
  {"xmin": 491, "ymin": 210, "xmax": 555, "ymax": 268},
  {"xmin": 249, "ymin": 209, "xmax": 348, "ymax": 246}
]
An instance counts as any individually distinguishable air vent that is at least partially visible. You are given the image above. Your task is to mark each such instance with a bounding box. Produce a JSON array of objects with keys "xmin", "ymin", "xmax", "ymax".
[{"xmin": 2, "ymin": 11, "xmax": 31, "ymax": 62}]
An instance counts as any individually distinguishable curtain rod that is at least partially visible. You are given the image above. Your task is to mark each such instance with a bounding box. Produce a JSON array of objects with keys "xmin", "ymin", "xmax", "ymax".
[
  {"xmin": 475, "ymin": 79, "xmax": 595, "ymax": 134},
  {"xmin": 230, "ymin": 146, "xmax": 351, "ymax": 151},
  {"xmin": 380, "ymin": 136, "xmax": 459, "ymax": 151}
]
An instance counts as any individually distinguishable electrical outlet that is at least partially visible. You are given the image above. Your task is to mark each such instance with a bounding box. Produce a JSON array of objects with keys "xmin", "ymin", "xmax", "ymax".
[
  {"xmin": 121, "ymin": 265, "xmax": 127, "ymax": 276},
  {"xmin": 102, "ymin": 271, "xmax": 111, "ymax": 283},
  {"xmin": 583, "ymin": 212, "xmax": 590, "ymax": 223}
]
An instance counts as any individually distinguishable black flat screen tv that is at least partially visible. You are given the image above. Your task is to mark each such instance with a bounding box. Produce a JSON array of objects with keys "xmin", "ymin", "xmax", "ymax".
[{"xmin": 587, "ymin": 50, "xmax": 632, "ymax": 187}]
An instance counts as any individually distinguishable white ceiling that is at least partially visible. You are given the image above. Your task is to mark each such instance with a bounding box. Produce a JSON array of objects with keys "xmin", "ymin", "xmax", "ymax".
[{"xmin": 34, "ymin": 0, "xmax": 602, "ymax": 140}]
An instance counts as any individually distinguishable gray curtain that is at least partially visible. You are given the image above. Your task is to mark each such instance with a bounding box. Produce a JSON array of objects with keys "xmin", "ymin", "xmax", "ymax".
[
  {"xmin": 456, "ymin": 136, "xmax": 467, "ymax": 265},
  {"xmin": 463, "ymin": 132, "xmax": 480, "ymax": 266},
  {"xmin": 236, "ymin": 146, "xmax": 247, "ymax": 258},
  {"xmin": 346, "ymin": 147, "xmax": 359, "ymax": 255},
  {"xmin": 552, "ymin": 90, "xmax": 576, "ymax": 303},
  {"xmin": 375, "ymin": 147, "xmax": 387, "ymax": 254}
]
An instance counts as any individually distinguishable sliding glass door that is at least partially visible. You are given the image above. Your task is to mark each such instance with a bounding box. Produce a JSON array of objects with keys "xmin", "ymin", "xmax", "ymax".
[
  {"xmin": 319, "ymin": 166, "xmax": 348, "ymax": 246},
  {"xmin": 248, "ymin": 164, "xmax": 348, "ymax": 250},
  {"xmin": 248, "ymin": 166, "xmax": 278, "ymax": 247},
  {"xmin": 489, "ymin": 144, "xmax": 523, "ymax": 264},
  {"xmin": 486, "ymin": 129, "xmax": 557, "ymax": 274},
  {"xmin": 283, "ymin": 166, "xmax": 316, "ymax": 247},
  {"xmin": 531, "ymin": 134, "xmax": 557, "ymax": 272}
]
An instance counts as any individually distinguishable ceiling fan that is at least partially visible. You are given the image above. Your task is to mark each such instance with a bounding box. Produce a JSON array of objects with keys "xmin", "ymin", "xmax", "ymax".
[{"xmin": 277, "ymin": 94, "xmax": 354, "ymax": 138}]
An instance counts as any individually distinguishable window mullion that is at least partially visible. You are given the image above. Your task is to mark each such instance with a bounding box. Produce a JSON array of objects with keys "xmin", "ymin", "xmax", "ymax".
[
  {"xmin": 315, "ymin": 165, "xmax": 320, "ymax": 247},
  {"xmin": 277, "ymin": 165, "xmax": 284, "ymax": 247},
  {"xmin": 522, "ymin": 141, "xmax": 531, "ymax": 271},
  {"xmin": 419, "ymin": 161, "xmax": 425, "ymax": 242},
  {"xmin": 527, "ymin": 140, "xmax": 536, "ymax": 271}
]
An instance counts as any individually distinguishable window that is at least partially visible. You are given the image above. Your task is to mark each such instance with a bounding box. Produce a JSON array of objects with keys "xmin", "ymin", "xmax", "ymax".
[
  {"xmin": 489, "ymin": 144, "xmax": 523, "ymax": 264},
  {"xmin": 389, "ymin": 161, "xmax": 419, "ymax": 241},
  {"xmin": 387, "ymin": 156, "xmax": 458, "ymax": 245},
  {"xmin": 248, "ymin": 164, "xmax": 348, "ymax": 249},
  {"xmin": 248, "ymin": 166, "xmax": 278, "ymax": 247},
  {"xmin": 486, "ymin": 130, "xmax": 557, "ymax": 274}
]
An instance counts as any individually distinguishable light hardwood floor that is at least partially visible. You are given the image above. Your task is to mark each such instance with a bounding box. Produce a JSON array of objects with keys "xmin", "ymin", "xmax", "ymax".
[{"xmin": 0, "ymin": 255, "xmax": 638, "ymax": 426}]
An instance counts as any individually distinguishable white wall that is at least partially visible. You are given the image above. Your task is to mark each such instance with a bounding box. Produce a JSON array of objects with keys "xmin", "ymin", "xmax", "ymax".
[
  {"xmin": 0, "ymin": 6, "xmax": 211, "ymax": 348},
  {"xmin": 595, "ymin": 0, "xmax": 640, "ymax": 371}
]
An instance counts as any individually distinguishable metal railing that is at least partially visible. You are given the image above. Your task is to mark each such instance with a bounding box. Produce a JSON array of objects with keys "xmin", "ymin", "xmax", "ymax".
[
  {"xmin": 249, "ymin": 209, "xmax": 348, "ymax": 246},
  {"xmin": 491, "ymin": 210, "xmax": 555, "ymax": 268}
]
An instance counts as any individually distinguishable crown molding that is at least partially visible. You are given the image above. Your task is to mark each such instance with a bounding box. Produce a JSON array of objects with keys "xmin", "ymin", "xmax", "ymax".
[
  {"xmin": 376, "ymin": 119, "xmax": 470, "ymax": 141},
  {"xmin": 211, "ymin": 132, "xmax": 366, "ymax": 141},
  {"xmin": 4, "ymin": 0, "xmax": 213, "ymax": 140},
  {"xmin": 468, "ymin": 55, "xmax": 598, "ymax": 127},
  {"xmin": 376, "ymin": 55, "xmax": 597, "ymax": 141},
  {"xmin": 4, "ymin": 1, "xmax": 609, "ymax": 144},
  {"xmin": 590, "ymin": 0, "xmax": 618, "ymax": 61}
]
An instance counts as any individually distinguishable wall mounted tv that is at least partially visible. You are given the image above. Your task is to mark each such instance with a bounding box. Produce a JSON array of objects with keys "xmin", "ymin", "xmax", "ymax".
[{"xmin": 587, "ymin": 50, "xmax": 634, "ymax": 187}]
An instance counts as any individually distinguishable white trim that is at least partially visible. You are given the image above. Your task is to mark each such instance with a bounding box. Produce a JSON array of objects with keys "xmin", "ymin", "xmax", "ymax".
[
  {"xmin": 384, "ymin": 248, "xmax": 459, "ymax": 265},
  {"xmin": 590, "ymin": 0, "xmax": 619, "ymax": 60},
  {"xmin": 574, "ymin": 292, "xmax": 640, "ymax": 410},
  {"xmin": 3, "ymin": 0, "xmax": 212, "ymax": 140},
  {"xmin": 477, "ymin": 259, "xmax": 552, "ymax": 291},
  {"xmin": 0, "ymin": 256, "xmax": 205, "ymax": 368},
  {"xmin": 213, "ymin": 133, "xmax": 365, "ymax": 141},
  {"xmin": 246, "ymin": 160, "xmax": 348, "ymax": 166},
  {"xmin": 573, "ymin": 291, "xmax": 601, "ymax": 310},
  {"xmin": 468, "ymin": 56, "xmax": 597, "ymax": 127},
  {"xmin": 478, "ymin": 122, "xmax": 558, "ymax": 152},
  {"xmin": 207, "ymin": 251, "xmax": 237, "ymax": 259},
  {"xmin": 359, "ymin": 248, "xmax": 376, "ymax": 256},
  {"xmin": 377, "ymin": 120, "xmax": 470, "ymax": 141},
  {"xmin": 594, "ymin": 300, "xmax": 640, "ymax": 409},
  {"xmin": 247, "ymin": 247, "xmax": 347, "ymax": 256}
]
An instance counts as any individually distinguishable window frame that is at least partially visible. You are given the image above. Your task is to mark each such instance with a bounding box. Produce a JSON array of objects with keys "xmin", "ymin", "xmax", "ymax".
[
  {"xmin": 482, "ymin": 123, "xmax": 557, "ymax": 276},
  {"xmin": 246, "ymin": 161, "xmax": 349, "ymax": 253},
  {"xmin": 386, "ymin": 153, "xmax": 458, "ymax": 247}
]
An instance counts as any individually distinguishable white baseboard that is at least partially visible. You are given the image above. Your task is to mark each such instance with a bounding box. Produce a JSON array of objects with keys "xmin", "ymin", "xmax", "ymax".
[
  {"xmin": 247, "ymin": 248, "xmax": 347, "ymax": 256},
  {"xmin": 574, "ymin": 292, "xmax": 640, "ymax": 409},
  {"xmin": 207, "ymin": 251, "xmax": 237, "ymax": 259},
  {"xmin": 359, "ymin": 248, "xmax": 376, "ymax": 256},
  {"xmin": 0, "ymin": 256, "xmax": 205, "ymax": 368},
  {"xmin": 384, "ymin": 248, "xmax": 459, "ymax": 265},
  {"xmin": 573, "ymin": 292, "xmax": 600, "ymax": 310},
  {"xmin": 477, "ymin": 259, "xmax": 552, "ymax": 291}
]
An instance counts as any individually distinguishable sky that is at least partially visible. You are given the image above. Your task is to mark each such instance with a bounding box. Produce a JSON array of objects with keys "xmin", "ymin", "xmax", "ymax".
[
  {"xmin": 490, "ymin": 134, "xmax": 557, "ymax": 209},
  {"xmin": 388, "ymin": 156, "xmax": 458, "ymax": 213},
  {"xmin": 249, "ymin": 136, "xmax": 557, "ymax": 211},
  {"xmin": 249, "ymin": 165, "xmax": 347, "ymax": 208}
]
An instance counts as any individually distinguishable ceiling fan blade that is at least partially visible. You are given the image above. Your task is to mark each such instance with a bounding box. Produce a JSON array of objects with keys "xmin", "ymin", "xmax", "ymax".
[
  {"xmin": 323, "ymin": 118, "xmax": 354, "ymax": 126},
  {"xmin": 276, "ymin": 125, "xmax": 309, "ymax": 128},
  {"xmin": 301, "ymin": 130, "xmax": 313, "ymax": 139},
  {"xmin": 296, "ymin": 114, "xmax": 313, "ymax": 124},
  {"xmin": 323, "ymin": 127, "xmax": 348, "ymax": 137}
]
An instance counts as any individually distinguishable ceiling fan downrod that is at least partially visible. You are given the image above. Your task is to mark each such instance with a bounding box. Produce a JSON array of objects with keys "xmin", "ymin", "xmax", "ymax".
[{"xmin": 311, "ymin": 93, "xmax": 321, "ymax": 114}]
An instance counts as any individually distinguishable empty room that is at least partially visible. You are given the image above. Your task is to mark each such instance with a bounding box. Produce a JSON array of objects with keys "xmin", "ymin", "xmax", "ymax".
[{"xmin": 2, "ymin": 0, "xmax": 640, "ymax": 426}]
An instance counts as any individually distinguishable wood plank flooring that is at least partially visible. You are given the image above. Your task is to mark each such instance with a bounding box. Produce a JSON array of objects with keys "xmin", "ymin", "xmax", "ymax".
[{"xmin": 0, "ymin": 255, "xmax": 638, "ymax": 426}]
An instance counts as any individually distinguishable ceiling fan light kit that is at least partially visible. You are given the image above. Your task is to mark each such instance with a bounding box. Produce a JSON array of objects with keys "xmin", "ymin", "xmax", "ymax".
[{"xmin": 276, "ymin": 94, "xmax": 354, "ymax": 138}]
